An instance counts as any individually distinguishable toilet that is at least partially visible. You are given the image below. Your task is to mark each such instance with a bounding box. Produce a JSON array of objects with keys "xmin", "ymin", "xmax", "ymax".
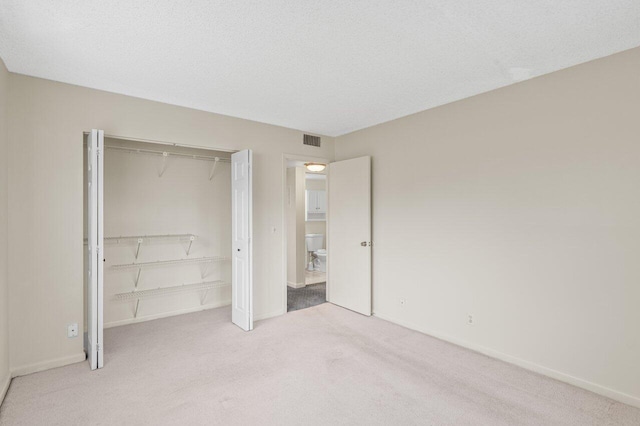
[
  {"xmin": 305, "ymin": 234, "xmax": 327, "ymax": 272},
  {"xmin": 314, "ymin": 249, "xmax": 327, "ymax": 272}
]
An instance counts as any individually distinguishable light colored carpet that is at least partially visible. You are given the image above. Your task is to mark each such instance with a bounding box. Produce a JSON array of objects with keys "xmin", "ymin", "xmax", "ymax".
[{"xmin": 1, "ymin": 303, "xmax": 639, "ymax": 425}]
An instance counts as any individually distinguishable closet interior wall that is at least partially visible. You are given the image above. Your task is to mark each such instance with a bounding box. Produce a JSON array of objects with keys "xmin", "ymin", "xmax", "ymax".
[{"xmin": 84, "ymin": 137, "xmax": 232, "ymax": 329}]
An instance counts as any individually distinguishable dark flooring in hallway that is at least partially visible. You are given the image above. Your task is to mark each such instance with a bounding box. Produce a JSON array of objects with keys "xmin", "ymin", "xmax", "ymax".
[{"xmin": 287, "ymin": 282, "xmax": 326, "ymax": 312}]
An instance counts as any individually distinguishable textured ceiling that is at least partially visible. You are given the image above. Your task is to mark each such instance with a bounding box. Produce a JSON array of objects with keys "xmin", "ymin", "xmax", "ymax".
[{"xmin": 1, "ymin": 1, "xmax": 639, "ymax": 136}]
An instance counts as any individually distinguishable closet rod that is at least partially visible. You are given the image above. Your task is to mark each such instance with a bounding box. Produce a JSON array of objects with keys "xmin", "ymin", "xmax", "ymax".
[
  {"xmin": 98, "ymin": 133, "xmax": 236, "ymax": 154},
  {"xmin": 105, "ymin": 145, "xmax": 232, "ymax": 162},
  {"xmin": 82, "ymin": 233, "xmax": 196, "ymax": 248},
  {"xmin": 105, "ymin": 234, "xmax": 197, "ymax": 259}
]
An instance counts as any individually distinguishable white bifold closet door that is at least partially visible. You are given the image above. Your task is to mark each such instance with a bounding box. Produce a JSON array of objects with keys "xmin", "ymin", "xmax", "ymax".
[
  {"xmin": 87, "ymin": 129, "xmax": 104, "ymax": 369},
  {"xmin": 231, "ymin": 150, "xmax": 253, "ymax": 331},
  {"xmin": 328, "ymin": 156, "xmax": 372, "ymax": 316}
]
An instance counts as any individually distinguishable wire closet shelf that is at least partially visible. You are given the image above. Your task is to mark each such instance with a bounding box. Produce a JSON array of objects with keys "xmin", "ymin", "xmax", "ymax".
[
  {"xmin": 114, "ymin": 280, "xmax": 229, "ymax": 302},
  {"xmin": 114, "ymin": 280, "xmax": 230, "ymax": 318},
  {"xmin": 103, "ymin": 234, "xmax": 197, "ymax": 258}
]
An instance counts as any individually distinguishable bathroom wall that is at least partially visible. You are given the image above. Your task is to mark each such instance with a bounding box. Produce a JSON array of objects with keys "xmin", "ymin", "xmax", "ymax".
[
  {"xmin": 286, "ymin": 167, "xmax": 306, "ymax": 287},
  {"xmin": 304, "ymin": 177, "xmax": 326, "ymax": 248},
  {"xmin": 335, "ymin": 47, "xmax": 640, "ymax": 407}
]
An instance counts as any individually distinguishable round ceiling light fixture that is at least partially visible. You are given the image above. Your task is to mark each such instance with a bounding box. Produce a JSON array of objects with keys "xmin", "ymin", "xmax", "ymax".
[{"xmin": 305, "ymin": 162, "xmax": 326, "ymax": 172}]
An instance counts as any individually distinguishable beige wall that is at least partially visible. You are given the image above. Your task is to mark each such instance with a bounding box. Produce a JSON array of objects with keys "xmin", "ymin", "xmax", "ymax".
[
  {"xmin": 305, "ymin": 177, "xmax": 326, "ymax": 191},
  {"xmin": 0, "ymin": 58, "xmax": 10, "ymax": 402},
  {"xmin": 304, "ymin": 221, "xmax": 325, "ymax": 239},
  {"xmin": 335, "ymin": 47, "xmax": 640, "ymax": 407},
  {"xmin": 7, "ymin": 74, "xmax": 334, "ymax": 375}
]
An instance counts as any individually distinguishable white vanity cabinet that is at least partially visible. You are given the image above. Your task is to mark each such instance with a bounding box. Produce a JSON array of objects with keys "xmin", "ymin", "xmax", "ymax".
[{"xmin": 306, "ymin": 189, "xmax": 326, "ymax": 221}]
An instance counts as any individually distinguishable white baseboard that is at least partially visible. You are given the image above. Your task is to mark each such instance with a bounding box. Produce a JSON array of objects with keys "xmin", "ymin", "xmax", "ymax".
[
  {"xmin": 372, "ymin": 311, "xmax": 640, "ymax": 409},
  {"xmin": 287, "ymin": 281, "xmax": 306, "ymax": 289},
  {"xmin": 105, "ymin": 300, "xmax": 231, "ymax": 329},
  {"xmin": 0, "ymin": 372, "xmax": 10, "ymax": 407},
  {"xmin": 11, "ymin": 352, "xmax": 86, "ymax": 378},
  {"xmin": 254, "ymin": 309, "xmax": 285, "ymax": 321}
]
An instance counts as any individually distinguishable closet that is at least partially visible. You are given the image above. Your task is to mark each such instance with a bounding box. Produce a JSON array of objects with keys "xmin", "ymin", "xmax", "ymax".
[{"xmin": 85, "ymin": 136, "xmax": 233, "ymax": 332}]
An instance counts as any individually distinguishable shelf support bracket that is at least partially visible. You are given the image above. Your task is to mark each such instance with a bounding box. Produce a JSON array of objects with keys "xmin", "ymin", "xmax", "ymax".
[
  {"xmin": 208, "ymin": 157, "xmax": 220, "ymax": 180},
  {"xmin": 159, "ymin": 152, "xmax": 169, "ymax": 177},
  {"xmin": 201, "ymin": 262, "xmax": 212, "ymax": 279},
  {"xmin": 200, "ymin": 289, "xmax": 210, "ymax": 306},
  {"xmin": 135, "ymin": 238, "xmax": 143, "ymax": 260},
  {"xmin": 134, "ymin": 299, "xmax": 140, "ymax": 318},
  {"xmin": 134, "ymin": 268, "xmax": 142, "ymax": 289},
  {"xmin": 186, "ymin": 236, "xmax": 195, "ymax": 256}
]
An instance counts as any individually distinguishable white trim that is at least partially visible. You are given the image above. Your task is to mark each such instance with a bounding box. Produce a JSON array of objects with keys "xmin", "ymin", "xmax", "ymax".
[
  {"xmin": 254, "ymin": 309, "xmax": 284, "ymax": 322},
  {"xmin": 372, "ymin": 311, "xmax": 640, "ymax": 409},
  {"xmin": 287, "ymin": 281, "xmax": 306, "ymax": 289},
  {"xmin": 11, "ymin": 353, "xmax": 86, "ymax": 377},
  {"xmin": 281, "ymin": 153, "xmax": 331, "ymax": 315},
  {"xmin": 97, "ymin": 129, "xmax": 104, "ymax": 369},
  {"xmin": 248, "ymin": 150, "xmax": 254, "ymax": 329},
  {"xmin": 0, "ymin": 373, "xmax": 10, "ymax": 407},
  {"xmin": 105, "ymin": 300, "xmax": 231, "ymax": 329}
]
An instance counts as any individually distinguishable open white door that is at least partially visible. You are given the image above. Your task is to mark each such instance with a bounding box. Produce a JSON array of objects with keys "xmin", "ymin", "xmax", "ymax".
[
  {"xmin": 86, "ymin": 129, "xmax": 104, "ymax": 369},
  {"xmin": 328, "ymin": 156, "xmax": 371, "ymax": 316},
  {"xmin": 231, "ymin": 150, "xmax": 253, "ymax": 331}
]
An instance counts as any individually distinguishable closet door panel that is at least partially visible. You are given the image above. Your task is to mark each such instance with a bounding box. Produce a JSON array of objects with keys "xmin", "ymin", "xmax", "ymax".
[
  {"xmin": 86, "ymin": 129, "xmax": 104, "ymax": 370},
  {"xmin": 231, "ymin": 150, "xmax": 253, "ymax": 331}
]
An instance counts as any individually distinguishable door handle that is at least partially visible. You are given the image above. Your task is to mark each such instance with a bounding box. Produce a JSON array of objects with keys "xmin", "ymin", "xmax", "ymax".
[{"xmin": 361, "ymin": 241, "xmax": 367, "ymax": 247}]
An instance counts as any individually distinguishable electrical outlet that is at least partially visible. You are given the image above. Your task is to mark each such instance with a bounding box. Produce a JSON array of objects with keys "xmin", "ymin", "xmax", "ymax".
[
  {"xmin": 467, "ymin": 314, "xmax": 474, "ymax": 326},
  {"xmin": 399, "ymin": 298, "xmax": 406, "ymax": 307},
  {"xmin": 67, "ymin": 323, "xmax": 78, "ymax": 338}
]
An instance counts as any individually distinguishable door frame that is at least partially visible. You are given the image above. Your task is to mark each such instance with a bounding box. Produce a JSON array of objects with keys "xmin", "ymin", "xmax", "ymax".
[{"xmin": 281, "ymin": 153, "xmax": 332, "ymax": 314}]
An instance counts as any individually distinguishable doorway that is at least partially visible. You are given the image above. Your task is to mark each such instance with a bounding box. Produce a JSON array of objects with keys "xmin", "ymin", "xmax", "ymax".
[
  {"xmin": 282, "ymin": 154, "xmax": 373, "ymax": 317},
  {"xmin": 283, "ymin": 155, "xmax": 330, "ymax": 312}
]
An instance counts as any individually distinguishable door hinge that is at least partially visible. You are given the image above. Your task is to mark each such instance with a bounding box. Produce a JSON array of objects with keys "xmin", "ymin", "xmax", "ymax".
[{"xmin": 96, "ymin": 344, "xmax": 101, "ymax": 352}]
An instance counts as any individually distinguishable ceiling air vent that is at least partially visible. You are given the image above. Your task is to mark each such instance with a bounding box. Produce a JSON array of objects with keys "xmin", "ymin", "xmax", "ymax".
[{"xmin": 303, "ymin": 134, "xmax": 321, "ymax": 147}]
